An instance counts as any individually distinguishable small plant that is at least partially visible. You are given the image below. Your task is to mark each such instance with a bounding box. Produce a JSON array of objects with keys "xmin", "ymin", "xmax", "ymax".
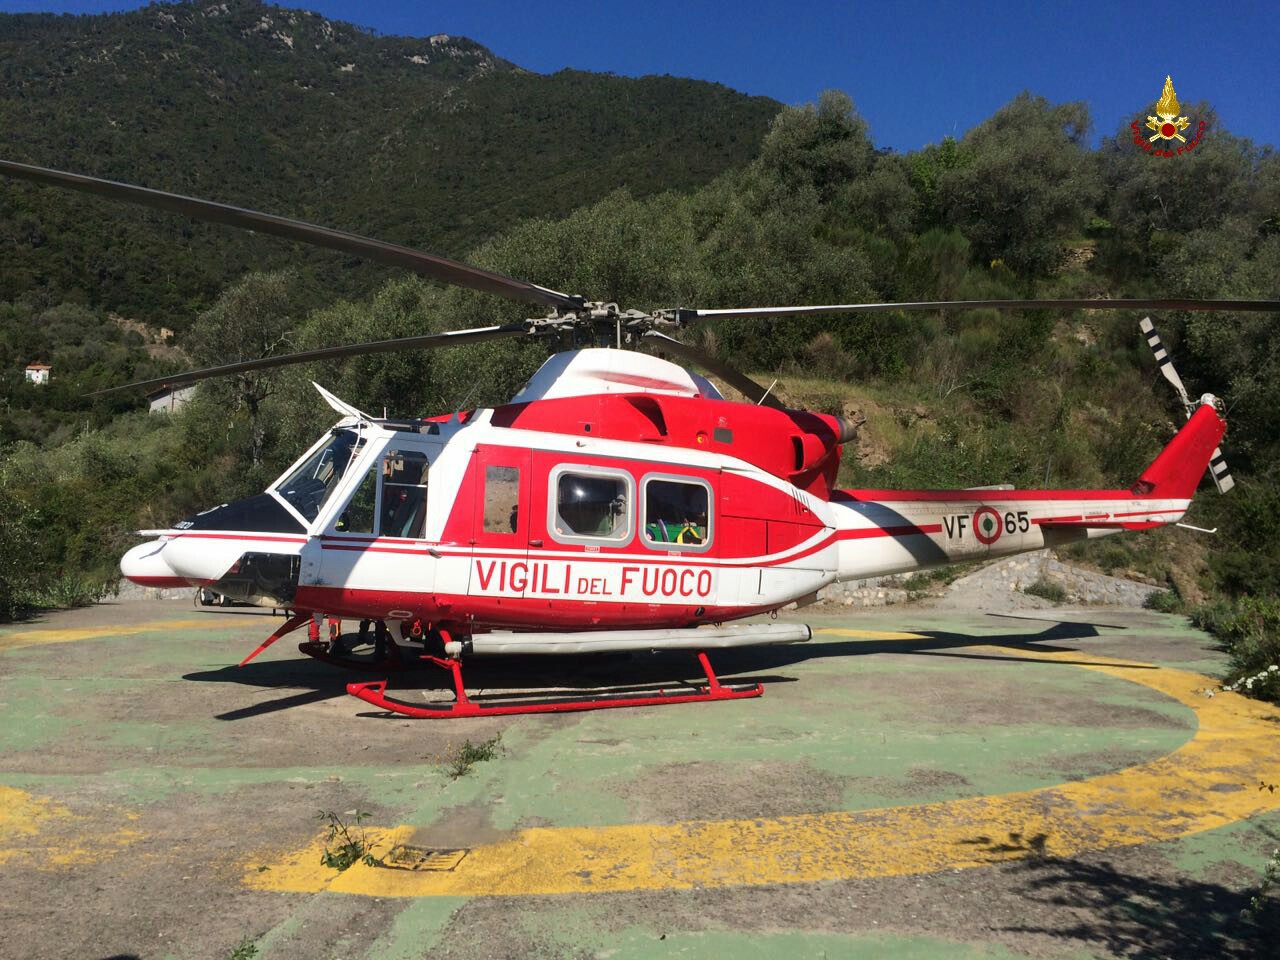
[
  {"xmin": 1022, "ymin": 578, "xmax": 1067, "ymax": 603},
  {"xmin": 447, "ymin": 734, "xmax": 502, "ymax": 779},
  {"xmin": 1242, "ymin": 783, "xmax": 1280, "ymax": 921},
  {"xmin": 1223, "ymin": 663, "xmax": 1280, "ymax": 697},
  {"xmin": 228, "ymin": 938, "xmax": 258, "ymax": 960},
  {"xmin": 317, "ymin": 810, "xmax": 382, "ymax": 871}
]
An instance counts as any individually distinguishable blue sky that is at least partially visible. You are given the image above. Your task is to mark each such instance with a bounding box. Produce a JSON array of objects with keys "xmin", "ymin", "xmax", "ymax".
[{"xmin": 4, "ymin": 0, "xmax": 1277, "ymax": 151}]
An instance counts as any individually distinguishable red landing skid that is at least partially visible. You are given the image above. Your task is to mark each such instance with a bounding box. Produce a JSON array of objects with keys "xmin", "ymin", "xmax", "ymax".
[{"xmin": 346, "ymin": 650, "xmax": 763, "ymax": 718}]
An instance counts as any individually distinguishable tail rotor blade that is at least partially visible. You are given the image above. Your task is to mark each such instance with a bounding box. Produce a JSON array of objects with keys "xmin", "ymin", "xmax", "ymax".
[
  {"xmin": 1207, "ymin": 447, "xmax": 1235, "ymax": 494},
  {"xmin": 1138, "ymin": 317, "xmax": 1191, "ymax": 407},
  {"xmin": 1139, "ymin": 319, "xmax": 1235, "ymax": 496}
]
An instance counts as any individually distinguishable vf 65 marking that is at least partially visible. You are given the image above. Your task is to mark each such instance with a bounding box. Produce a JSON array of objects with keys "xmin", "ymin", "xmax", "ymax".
[{"xmin": 944, "ymin": 508, "xmax": 1030, "ymax": 545}]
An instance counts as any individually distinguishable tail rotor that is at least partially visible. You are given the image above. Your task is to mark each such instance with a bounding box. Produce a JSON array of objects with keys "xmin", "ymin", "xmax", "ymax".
[{"xmin": 1139, "ymin": 317, "xmax": 1234, "ymax": 494}]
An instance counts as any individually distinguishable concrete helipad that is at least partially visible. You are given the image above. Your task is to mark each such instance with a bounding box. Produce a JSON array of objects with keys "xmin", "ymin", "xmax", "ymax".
[{"xmin": 0, "ymin": 599, "xmax": 1277, "ymax": 959}]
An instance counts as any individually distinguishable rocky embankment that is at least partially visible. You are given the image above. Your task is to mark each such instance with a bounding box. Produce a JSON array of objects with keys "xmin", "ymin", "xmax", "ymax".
[{"xmin": 818, "ymin": 549, "xmax": 1160, "ymax": 612}]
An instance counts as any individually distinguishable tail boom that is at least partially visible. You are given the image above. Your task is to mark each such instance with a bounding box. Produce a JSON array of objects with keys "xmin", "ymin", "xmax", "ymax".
[{"xmin": 829, "ymin": 400, "xmax": 1226, "ymax": 582}]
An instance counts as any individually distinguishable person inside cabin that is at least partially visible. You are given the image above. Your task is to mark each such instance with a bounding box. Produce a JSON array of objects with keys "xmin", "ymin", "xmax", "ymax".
[{"xmin": 644, "ymin": 480, "xmax": 707, "ymax": 545}]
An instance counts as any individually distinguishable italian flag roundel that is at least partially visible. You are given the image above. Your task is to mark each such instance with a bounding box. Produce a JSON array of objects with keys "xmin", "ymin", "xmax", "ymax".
[{"xmin": 973, "ymin": 506, "xmax": 1002, "ymax": 545}]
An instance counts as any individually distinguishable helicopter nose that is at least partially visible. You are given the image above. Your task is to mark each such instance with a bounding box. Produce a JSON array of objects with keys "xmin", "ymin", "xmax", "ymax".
[
  {"xmin": 120, "ymin": 539, "xmax": 191, "ymax": 588},
  {"xmin": 161, "ymin": 535, "xmax": 249, "ymax": 586}
]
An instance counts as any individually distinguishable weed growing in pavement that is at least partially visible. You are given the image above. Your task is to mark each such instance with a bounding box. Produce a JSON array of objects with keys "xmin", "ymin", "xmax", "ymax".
[
  {"xmin": 1022, "ymin": 579, "xmax": 1068, "ymax": 603},
  {"xmin": 447, "ymin": 734, "xmax": 502, "ymax": 779},
  {"xmin": 228, "ymin": 938, "xmax": 258, "ymax": 960},
  {"xmin": 317, "ymin": 810, "xmax": 382, "ymax": 870}
]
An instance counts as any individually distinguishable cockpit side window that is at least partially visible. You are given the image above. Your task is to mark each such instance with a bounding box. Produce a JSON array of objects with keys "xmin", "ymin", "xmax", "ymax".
[
  {"xmin": 337, "ymin": 470, "xmax": 376, "ymax": 533},
  {"xmin": 379, "ymin": 450, "xmax": 429, "ymax": 539},
  {"xmin": 276, "ymin": 428, "xmax": 365, "ymax": 522}
]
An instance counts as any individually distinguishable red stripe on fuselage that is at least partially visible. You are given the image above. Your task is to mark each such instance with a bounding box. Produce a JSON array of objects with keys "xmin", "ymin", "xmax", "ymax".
[
  {"xmin": 318, "ymin": 521, "xmax": 941, "ymax": 572},
  {"xmin": 174, "ymin": 532, "xmax": 308, "ymax": 543},
  {"xmin": 834, "ymin": 488, "xmax": 1137, "ymax": 503},
  {"xmin": 293, "ymin": 584, "xmax": 767, "ymax": 629}
]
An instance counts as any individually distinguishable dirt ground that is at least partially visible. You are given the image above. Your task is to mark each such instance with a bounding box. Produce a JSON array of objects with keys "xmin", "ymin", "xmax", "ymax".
[{"xmin": 1, "ymin": 598, "xmax": 1277, "ymax": 960}]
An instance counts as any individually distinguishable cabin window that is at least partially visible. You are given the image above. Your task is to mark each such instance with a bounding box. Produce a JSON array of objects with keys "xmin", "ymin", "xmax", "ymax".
[
  {"xmin": 550, "ymin": 467, "xmax": 632, "ymax": 544},
  {"xmin": 337, "ymin": 470, "xmax": 377, "ymax": 533},
  {"xmin": 276, "ymin": 428, "xmax": 365, "ymax": 522},
  {"xmin": 642, "ymin": 476, "xmax": 712, "ymax": 552},
  {"xmin": 379, "ymin": 450, "xmax": 429, "ymax": 539},
  {"xmin": 483, "ymin": 466, "xmax": 521, "ymax": 534}
]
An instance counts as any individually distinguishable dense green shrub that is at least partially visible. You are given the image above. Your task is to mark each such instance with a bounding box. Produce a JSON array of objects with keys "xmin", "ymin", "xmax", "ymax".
[{"xmin": 1191, "ymin": 596, "xmax": 1280, "ymax": 702}]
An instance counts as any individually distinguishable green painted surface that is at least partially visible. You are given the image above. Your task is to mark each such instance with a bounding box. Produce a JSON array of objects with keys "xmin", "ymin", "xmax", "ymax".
[
  {"xmin": 396, "ymin": 654, "xmax": 1198, "ymax": 831},
  {"xmin": 364, "ymin": 897, "xmax": 466, "ymax": 960},
  {"xmin": 253, "ymin": 911, "xmax": 306, "ymax": 959},
  {"xmin": 0, "ymin": 763, "xmax": 438, "ymax": 806},
  {"xmin": 0, "ymin": 681, "xmax": 78, "ymax": 752},
  {"xmin": 1, "ymin": 602, "xmax": 1262, "ymax": 960},
  {"xmin": 1160, "ymin": 809, "xmax": 1280, "ymax": 877},
  {"xmin": 520, "ymin": 920, "xmax": 1049, "ymax": 959}
]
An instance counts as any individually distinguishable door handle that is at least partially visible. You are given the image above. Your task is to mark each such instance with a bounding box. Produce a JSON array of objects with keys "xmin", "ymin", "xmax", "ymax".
[{"xmin": 529, "ymin": 539, "xmax": 544, "ymax": 547}]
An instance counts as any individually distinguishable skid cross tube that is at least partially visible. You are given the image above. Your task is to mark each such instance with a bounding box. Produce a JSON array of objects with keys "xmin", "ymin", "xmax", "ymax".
[
  {"xmin": 297, "ymin": 638, "xmax": 407, "ymax": 671},
  {"xmin": 346, "ymin": 649, "xmax": 763, "ymax": 718}
]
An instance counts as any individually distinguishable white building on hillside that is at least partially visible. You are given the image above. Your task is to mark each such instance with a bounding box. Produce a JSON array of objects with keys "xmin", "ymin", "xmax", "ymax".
[
  {"xmin": 147, "ymin": 384, "xmax": 196, "ymax": 414},
  {"xmin": 24, "ymin": 363, "xmax": 51, "ymax": 385}
]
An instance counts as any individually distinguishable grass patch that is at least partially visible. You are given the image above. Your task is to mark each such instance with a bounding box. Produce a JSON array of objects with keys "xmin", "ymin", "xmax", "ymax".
[
  {"xmin": 1023, "ymin": 579, "xmax": 1068, "ymax": 603},
  {"xmin": 447, "ymin": 734, "xmax": 502, "ymax": 779},
  {"xmin": 228, "ymin": 939, "xmax": 258, "ymax": 960}
]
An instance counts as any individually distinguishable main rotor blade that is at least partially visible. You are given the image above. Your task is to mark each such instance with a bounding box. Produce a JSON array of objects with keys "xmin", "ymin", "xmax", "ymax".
[
  {"xmin": 641, "ymin": 331, "xmax": 785, "ymax": 409},
  {"xmin": 0, "ymin": 159, "xmax": 584, "ymax": 311},
  {"xmin": 677, "ymin": 298, "xmax": 1280, "ymax": 322},
  {"xmin": 92, "ymin": 322, "xmax": 536, "ymax": 396}
]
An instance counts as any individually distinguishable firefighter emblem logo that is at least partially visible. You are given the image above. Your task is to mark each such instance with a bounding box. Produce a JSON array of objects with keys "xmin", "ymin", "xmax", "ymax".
[{"xmin": 1146, "ymin": 76, "xmax": 1190, "ymax": 142}]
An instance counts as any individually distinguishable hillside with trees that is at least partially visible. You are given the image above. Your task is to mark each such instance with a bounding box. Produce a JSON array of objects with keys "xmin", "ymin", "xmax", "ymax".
[
  {"xmin": 0, "ymin": 0, "xmax": 779, "ymax": 326},
  {"xmin": 1, "ymin": 9, "xmax": 1277, "ymax": 696}
]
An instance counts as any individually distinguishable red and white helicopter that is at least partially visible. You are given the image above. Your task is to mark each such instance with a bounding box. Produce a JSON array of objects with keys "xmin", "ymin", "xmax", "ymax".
[{"xmin": 3, "ymin": 159, "xmax": 1275, "ymax": 718}]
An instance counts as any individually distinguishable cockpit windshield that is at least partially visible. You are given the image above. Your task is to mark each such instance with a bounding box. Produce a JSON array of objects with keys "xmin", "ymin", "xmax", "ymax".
[{"xmin": 275, "ymin": 428, "xmax": 365, "ymax": 522}]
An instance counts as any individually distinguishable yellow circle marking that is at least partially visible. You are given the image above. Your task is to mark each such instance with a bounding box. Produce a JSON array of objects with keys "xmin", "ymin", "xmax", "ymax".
[
  {"xmin": 0, "ymin": 786, "xmax": 142, "ymax": 868},
  {"xmin": 247, "ymin": 636, "xmax": 1280, "ymax": 898},
  {"xmin": 0, "ymin": 618, "xmax": 228, "ymax": 654}
]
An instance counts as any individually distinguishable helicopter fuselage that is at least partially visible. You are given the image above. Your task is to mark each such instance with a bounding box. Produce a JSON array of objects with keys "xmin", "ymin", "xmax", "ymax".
[{"xmin": 120, "ymin": 349, "xmax": 1213, "ymax": 637}]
